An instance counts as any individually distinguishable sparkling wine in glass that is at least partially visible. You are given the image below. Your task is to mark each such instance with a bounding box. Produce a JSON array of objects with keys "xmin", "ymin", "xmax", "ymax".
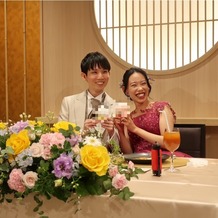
[{"xmin": 163, "ymin": 128, "xmax": 181, "ymax": 172}]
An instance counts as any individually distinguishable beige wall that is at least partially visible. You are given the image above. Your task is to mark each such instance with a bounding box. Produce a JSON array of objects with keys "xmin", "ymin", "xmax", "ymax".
[{"xmin": 41, "ymin": 1, "xmax": 218, "ymax": 118}]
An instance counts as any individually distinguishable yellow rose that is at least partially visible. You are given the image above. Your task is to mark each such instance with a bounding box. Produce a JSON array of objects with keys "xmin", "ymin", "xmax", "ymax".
[
  {"xmin": 6, "ymin": 129, "xmax": 31, "ymax": 157},
  {"xmin": 51, "ymin": 121, "xmax": 79, "ymax": 133},
  {"xmin": 80, "ymin": 145, "xmax": 110, "ymax": 176}
]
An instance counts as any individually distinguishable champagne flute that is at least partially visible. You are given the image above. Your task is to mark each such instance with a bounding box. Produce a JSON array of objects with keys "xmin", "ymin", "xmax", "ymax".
[{"xmin": 163, "ymin": 128, "xmax": 181, "ymax": 172}]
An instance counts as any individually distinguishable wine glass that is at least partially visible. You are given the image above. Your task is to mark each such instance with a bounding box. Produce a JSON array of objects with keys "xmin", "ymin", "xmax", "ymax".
[{"xmin": 163, "ymin": 128, "xmax": 181, "ymax": 172}]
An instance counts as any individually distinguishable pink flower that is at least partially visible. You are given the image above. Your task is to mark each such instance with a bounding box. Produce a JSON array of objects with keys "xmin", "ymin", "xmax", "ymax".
[
  {"xmin": 108, "ymin": 165, "xmax": 118, "ymax": 177},
  {"xmin": 112, "ymin": 174, "xmax": 128, "ymax": 190},
  {"xmin": 128, "ymin": 161, "xmax": 135, "ymax": 170},
  {"xmin": 7, "ymin": 169, "xmax": 26, "ymax": 193},
  {"xmin": 39, "ymin": 132, "xmax": 65, "ymax": 159},
  {"xmin": 39, "ymin": 132, "xmax": 65, "ymax": 148},
  {"xmin": 42, "ymin": 146, "xmax": 52, "ymax": 160},
  {"xmin": 23, "ymin": 171, "xmax": 38, "ymax": 189}
]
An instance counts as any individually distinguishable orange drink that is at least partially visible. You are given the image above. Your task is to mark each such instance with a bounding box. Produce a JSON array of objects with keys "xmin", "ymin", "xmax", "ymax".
[{"xmin": 163, "ymin": 131, "xmax": 180, "ymax": 152}]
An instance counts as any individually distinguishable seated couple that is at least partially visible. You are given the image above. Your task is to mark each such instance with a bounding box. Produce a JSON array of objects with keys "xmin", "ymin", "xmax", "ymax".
[{"xmin": 59, "ymin": 52, "xmax": 190, "ymax": 157}]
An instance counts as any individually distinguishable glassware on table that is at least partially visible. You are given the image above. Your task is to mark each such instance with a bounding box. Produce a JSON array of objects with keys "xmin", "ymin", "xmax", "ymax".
[{"xmin": 163, "ymin": 128, "xmax": 181, "ymax": 172}]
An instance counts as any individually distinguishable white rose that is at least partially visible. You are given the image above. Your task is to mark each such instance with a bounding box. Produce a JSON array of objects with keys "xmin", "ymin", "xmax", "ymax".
[
  {"xmin": 29, "ymin": 142, "xmax": 44, "ymax": 157},
  {"xmin": 23, "ymin": 171, "xmax": 38, "ymax": 189}
]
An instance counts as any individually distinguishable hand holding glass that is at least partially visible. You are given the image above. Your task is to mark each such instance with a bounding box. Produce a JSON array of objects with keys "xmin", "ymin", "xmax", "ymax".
[{"xmin": 163, "ymin": 128, "xmax": 181, "ymax": 172}]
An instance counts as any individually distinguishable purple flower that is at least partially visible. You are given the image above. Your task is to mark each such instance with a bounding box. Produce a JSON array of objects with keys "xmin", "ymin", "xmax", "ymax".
[
  {"xmin": 66, "ymin": 134, "xmax": 81, "ymax": 147},
  {"xmin": 9, "ymin": 121, "xmax": 29, "ymax": 133},
  {"xmin": 52, "ymin": 153, "xmax": 73, "ymax": 179}
]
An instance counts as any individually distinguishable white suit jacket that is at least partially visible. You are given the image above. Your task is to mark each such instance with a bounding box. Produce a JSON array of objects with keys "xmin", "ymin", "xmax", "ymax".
[{"xmin": 58, "ymin": 91, "xmax": 119, "ymax": 144}]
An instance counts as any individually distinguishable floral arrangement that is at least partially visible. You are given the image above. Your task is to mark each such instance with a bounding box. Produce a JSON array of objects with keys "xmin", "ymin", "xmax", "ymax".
[{"xmin": 0, "ymin": 113, "xmax": 144, "ymax": 217}]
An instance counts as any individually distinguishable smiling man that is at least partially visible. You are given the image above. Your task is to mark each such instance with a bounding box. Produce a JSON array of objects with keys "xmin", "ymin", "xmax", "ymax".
[{"xmin": 58, "ymin": 51, "xmax": 119, "ymax": 144}]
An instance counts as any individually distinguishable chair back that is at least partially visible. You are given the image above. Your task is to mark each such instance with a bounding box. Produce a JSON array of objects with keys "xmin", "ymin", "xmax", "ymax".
[{"xmin": 174, "ymin": 124, "xmax": 206, "ymax": 158}]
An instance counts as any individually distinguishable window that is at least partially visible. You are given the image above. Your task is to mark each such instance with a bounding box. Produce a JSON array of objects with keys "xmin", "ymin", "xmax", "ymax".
[{"xmin": 94, "ymin": 0, "xmax": 218, "ymax": 71}]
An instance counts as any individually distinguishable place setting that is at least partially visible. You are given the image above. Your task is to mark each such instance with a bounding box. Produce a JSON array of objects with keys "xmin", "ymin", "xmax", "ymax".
[{"xmin": 123, "ymin": 152, "xmax": 169, "ymax": 165}]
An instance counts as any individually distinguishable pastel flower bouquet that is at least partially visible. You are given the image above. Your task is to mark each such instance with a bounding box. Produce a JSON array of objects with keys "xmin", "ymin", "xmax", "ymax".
[{"xmin": 0, "ymin": 113, "xmax": 144, "ymax": 217}]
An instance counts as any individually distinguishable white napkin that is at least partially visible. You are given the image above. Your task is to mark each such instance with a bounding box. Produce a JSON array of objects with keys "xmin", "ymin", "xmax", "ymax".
[{"xmin": 187, "ymin": 158, "xmax": 208, "ymax": 167}]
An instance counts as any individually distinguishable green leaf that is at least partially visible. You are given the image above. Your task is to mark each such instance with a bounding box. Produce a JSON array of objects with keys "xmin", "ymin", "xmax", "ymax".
[
  {"xmin": 76, "ymin": 182, "xmax": 90, "ymax": 196},
  {"xmin": 63, "ymin": 141, "xmax": 72, "ymax": 151},
  {"xmin": 33, "ymin": 194, "xmax": 43, "ymax": 215},
  {"xmin": 34, "ymin": 194, "xmax": 42, "ymax": 204},
  {"xmin": 1, "ymin": 146, "xmax": 14, "ymax": 155},
  {"xmin": 116, "ymin": 187, "xmax": 134, "ymax": 200},
  {"xmin": 103, "ymin": 178, "xmax": 112, "ymax": 190},
  {"xmin": 108, "ymin": 140, "xmax": 121, "ymax": 155},
  {"xmin": 110, "ymin": 187, "xmax": 120, "ymax": 195},
  {"xmin": 118, "ymin": 191, "xmax": 124, "ymax": 199},
  {"xmin": 0, "ymin": 134, "xmax": 10, "ymax": 149},
  {"xmin": 122, "ymin": 187, "xmax": 134, "ymax": 200},
  {"xmin": 39, "ymin": 160, "xmax": 50, "ymax": 171},
  {"xmin": 6, "ymin": 198, "xmax": 13, "ymax": 203},
  {"xmin": 75, "ymin": 126, "xmax": 80, "ymax": 131},
  {"xmin": 53, "ymin": 188, "xmax": 71, "ymax": 202},
  {"xmin": 0, "ymin": 162, "xmax": 10, "ymax": 172},
  {"xmin": 125, "ymin": 173, "xmax": 131, "ymax": 181},
  {"xmin": 135, "ymin": 168, "xmax": 147, "ymax": 174}
]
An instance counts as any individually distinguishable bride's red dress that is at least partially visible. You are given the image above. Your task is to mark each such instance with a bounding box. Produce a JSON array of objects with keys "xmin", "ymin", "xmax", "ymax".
[{"xmin": 128, "ymin": 101, "xmax": 191, "ymax": 157}]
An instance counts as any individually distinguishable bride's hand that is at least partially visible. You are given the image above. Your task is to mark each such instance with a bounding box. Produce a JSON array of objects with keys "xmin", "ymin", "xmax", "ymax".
[
  {"xmin": 114, "ymin": 117, "xmax": 125, "ymax": 133},
  {"xmin": 120, "ymin": 115, "xmax": 137, "ymax": 133}
]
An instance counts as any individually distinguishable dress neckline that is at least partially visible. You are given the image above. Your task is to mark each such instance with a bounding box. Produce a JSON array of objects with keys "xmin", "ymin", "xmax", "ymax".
[{"xmin": 131, "ymin": 101, "xmax": 155, "ymax": 118}]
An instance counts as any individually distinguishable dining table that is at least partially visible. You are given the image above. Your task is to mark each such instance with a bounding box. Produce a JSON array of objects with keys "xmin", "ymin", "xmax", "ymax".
[{"xmin": 1, "ymin": 157, "xmax": 218, "ymax": 218}]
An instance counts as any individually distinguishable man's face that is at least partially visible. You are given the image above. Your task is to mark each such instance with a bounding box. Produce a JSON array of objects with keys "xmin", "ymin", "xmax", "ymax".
[{"xmin": 82, "ymin": 66, "xmax": 110, "ymax": 96}]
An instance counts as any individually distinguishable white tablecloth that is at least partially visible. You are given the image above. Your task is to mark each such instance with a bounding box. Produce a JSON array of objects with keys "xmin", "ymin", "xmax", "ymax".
[{"xmin": 1, "ymin": 158, "xmax": 218, "ymax": 218}]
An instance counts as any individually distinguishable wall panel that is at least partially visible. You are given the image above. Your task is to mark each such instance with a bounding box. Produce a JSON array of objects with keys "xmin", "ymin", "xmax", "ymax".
[
  {"xmin": 7, "ymin": 1, "xmax": 24, "ymax": 121},
  {"xmin": 0, "ymin": 0, "xmax": 41, "ymax": 122},
  {"xmin": 0, "ymin": 2, "xmax": 6, "ymax": 121},
  {"xmin": 26, "ymin": 1, "xmax": 41, "ymax": 118}
]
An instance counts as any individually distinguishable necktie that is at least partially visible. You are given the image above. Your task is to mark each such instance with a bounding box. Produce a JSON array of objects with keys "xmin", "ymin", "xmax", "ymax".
[{"xmin": 88, "ymin": 98, "xmax": 101, "ymax": 119}]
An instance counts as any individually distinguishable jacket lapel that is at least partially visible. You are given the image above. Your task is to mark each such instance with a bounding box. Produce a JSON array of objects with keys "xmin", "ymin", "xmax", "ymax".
[{"xmin": 74, "ymin": 91, "xmax": 86, "ymax": 128}]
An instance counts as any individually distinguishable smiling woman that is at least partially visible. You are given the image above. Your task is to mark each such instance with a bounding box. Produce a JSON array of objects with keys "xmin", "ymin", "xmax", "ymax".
[
  {"xmin": 114, "ymin": 67, "xmax": 191, "ymax": 158},
  {"xmin": 94, "ymin": 0, "xmax": 218, "ymax": 71}
]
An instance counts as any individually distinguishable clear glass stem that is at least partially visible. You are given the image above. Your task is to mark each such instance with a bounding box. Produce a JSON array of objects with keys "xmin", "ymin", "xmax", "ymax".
[{"xmin": 170, "ymin": 151, "xmax": 175, "ymax": 172}]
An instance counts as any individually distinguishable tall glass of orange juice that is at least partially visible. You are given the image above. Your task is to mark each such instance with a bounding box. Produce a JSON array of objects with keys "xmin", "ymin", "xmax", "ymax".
[{"xmin": 163, "ymin": 128, "xmax": 181, "ymax": 172}]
